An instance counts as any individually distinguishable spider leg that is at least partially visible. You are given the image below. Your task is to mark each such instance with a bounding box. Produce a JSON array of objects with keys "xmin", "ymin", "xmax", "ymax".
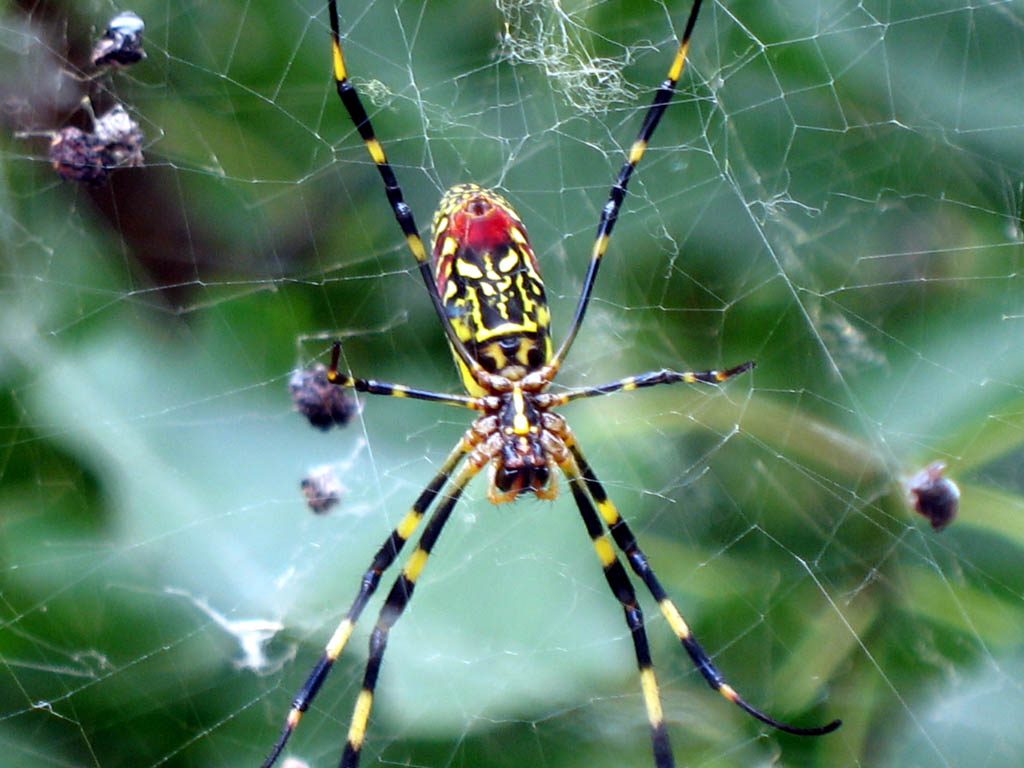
[
  {"xmin": 549, "ymin": 0, "xmax": 706, "ymax": 370},
  {"xmin": 546, "ymin": 360, "xmax": 754, "ymax": 407},
  {"xmin": 259, "ymin": 436, "xmax": 476, "ymax": 768},
  {"xmin": 327, "ymin": 1, "xmax": 482, "ymax": 379},
  {"xmin": 565, "ymin": 438, "xmax": 842, "ymax": 737},
  {"xmin": 338, "ymin": 453, "xmax": 490, "ymax": 768},
  {"xmin": 555, "ymin": 446, "xmax": 675, "ymax": 768},
  {"xmin": 327, "ymin": 341, "xmax": 480, "ymax": 410}
]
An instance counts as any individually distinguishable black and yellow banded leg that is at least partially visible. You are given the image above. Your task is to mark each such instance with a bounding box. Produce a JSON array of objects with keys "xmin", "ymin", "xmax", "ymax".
[
  {"xmin": 548, "ymin": 360, "xmax": 755, "ymax": 407},
  {"xmin": 338, "ymin": 458, "xmax": 485, "ymax": 768},
  {"xmin": 327, "ymin": 342, "xmax": 479, "ymax": 410},
  {"xmin": 551, "ymin": 0, "xmax": 706, "ymax": 367},
  {"xmin": 259, "ymin": 438, "xmax": 473, "ymax": 768},
  {"xmin": 560, "ymin": 453, "xmax": 675, "ymax": 768},
  {"xmin": 326, "ymin": 1, "xmax": 480, "ymax": 377},
  {"xmin": 566, "ymin": 441, "xmax": 842, "ymax": 737}
]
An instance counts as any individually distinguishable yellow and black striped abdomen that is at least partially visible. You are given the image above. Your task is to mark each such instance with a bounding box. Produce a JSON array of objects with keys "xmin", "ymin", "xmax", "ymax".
[{"xmin": 432, "ymin": 184, "xmax": 552, "ymax": 395}]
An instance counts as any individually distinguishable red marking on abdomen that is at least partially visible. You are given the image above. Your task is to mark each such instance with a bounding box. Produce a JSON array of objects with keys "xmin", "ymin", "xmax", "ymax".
[{"xmin": 449, "ymin": 199, "xmax": 516, "ymax": 252}]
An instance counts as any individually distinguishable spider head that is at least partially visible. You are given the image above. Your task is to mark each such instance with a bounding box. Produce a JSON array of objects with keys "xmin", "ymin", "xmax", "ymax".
[
  {"xmin": 491, "ymin": 434, "xmax": 551, "ymax": 502},
  {"xmin": 487, "ymin": 389, "xmax": 556, "ymax": 503}
]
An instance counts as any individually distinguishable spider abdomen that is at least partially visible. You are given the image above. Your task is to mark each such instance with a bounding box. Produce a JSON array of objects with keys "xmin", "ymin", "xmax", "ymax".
[{"xmin": 432, "ymin": 183, "xmax": 552, "ymax": 394}]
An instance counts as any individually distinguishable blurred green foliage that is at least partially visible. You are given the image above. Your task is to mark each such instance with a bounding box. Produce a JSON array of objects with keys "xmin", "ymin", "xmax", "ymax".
[{"xmin": 1, "ymin": 1, "xmax": 1023, "ymax": 767}]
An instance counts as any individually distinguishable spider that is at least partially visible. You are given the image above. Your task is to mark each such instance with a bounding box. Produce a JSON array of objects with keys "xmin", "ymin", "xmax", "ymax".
[{"xmin": 261, "ymin": 1, "xmax": 841, "ymax": 766}]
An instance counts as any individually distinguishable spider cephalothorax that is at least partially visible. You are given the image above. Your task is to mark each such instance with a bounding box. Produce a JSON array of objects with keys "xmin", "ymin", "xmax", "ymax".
[{"xmin": 468, "ymin": 385, "xmax": 559, "ymax": 503}]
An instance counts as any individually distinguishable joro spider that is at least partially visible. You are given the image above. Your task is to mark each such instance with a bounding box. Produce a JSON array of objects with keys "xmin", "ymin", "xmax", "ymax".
[{"xmin": 262, "ymin": 1, "xmax": 842, "ymax": 766}]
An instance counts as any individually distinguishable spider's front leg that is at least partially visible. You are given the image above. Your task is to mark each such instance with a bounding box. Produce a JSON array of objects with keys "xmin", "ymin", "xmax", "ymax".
[
  {"xmin": 541, "ymin": 427, "xmax": 676, "ymax": 767},
  {"xmin": 336, "ymin": 433, "xmax": 502, "ymax": 768},
  {"xmin": 258, "ymin": 426, "xmax": 490, "ymax": 768},
  {"xmin": 559, "ymin": 427, "xmax": 842, "ymax": 738}
]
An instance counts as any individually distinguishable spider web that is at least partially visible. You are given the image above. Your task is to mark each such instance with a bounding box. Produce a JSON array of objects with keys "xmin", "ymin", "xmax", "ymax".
[{"xmin": 2, "ymin": 1, "xmax": 1023, "ymax": 767}]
